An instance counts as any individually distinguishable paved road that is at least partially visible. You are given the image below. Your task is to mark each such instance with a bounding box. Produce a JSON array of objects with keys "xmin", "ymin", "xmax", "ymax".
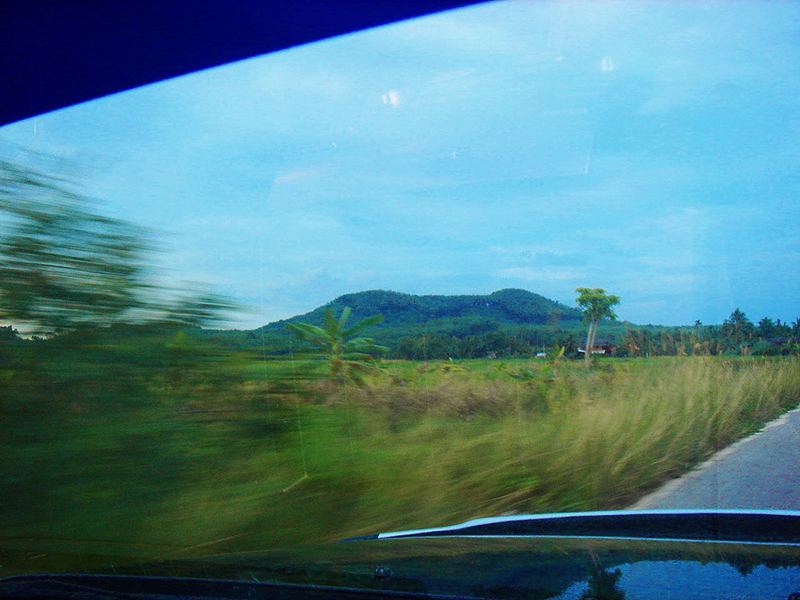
[{"xmin": 632, "ymin": 408, "xmax": 800, "ymax": 510}]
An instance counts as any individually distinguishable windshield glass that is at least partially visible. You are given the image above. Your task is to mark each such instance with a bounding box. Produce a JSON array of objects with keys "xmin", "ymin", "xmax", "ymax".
[{"xmin": 1, "ymin": 0, "xmax": 799, "ymax": 586}]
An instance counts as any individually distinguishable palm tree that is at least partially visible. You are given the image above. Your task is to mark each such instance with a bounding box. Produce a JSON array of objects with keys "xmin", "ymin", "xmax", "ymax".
[
  {"xmin": 576, "ymin": 287, "xmax": 620, "ymax": 368},
  {"xmin": 721, "ymin": 308, "xmax": 755, "ymax": 352},
  {"xmin": 285, "ymin": 307, "xmax": 387, "ymax": 384}
]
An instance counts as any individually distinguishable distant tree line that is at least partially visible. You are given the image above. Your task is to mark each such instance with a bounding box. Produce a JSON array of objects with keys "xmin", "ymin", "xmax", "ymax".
[
  {"xmin": 619, "ymin": 309, "xmax": 800, "ymax": 358},
  {"xmin": 394, "ymin": 309, "xmax": 800, "ymax": 360}
]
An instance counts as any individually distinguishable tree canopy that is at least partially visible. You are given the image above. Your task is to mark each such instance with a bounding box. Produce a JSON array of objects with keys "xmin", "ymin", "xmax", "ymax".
[
  {"xmin": 575, "ymin": 287, "xmax": 621, "ymax": 324},
  {"xmin": 0, "ymin": 158, "xmax": 234, "ymax": 334}
]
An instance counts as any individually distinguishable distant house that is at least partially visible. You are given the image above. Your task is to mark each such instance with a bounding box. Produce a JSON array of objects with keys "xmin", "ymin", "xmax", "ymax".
[{"xmin": 577, "ymin": 341, "xmax": 617, "ymax": 356}]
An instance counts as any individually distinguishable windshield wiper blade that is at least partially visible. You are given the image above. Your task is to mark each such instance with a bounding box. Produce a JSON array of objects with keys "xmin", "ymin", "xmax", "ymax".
[{"xmin": 355, "ymin": 509, "xmax": 800, "ymax": 545}]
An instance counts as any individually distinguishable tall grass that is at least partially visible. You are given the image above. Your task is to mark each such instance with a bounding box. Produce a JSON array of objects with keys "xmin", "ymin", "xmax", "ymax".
[
  {"xmin": 324, "ymin": 357, "xmax": 800, "ymax": 535},
  {"xmin": 1, "ymin": 356, "xmax": 798, "ymax": 574}
]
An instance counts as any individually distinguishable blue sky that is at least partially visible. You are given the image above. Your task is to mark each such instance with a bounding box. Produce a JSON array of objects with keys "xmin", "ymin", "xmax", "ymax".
[{"xmin": 2, "ymin": 0, "xmax": 799, "ymax": 328}]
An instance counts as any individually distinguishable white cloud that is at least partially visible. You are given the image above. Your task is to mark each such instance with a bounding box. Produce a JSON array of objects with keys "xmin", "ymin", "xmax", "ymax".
[
  {"xmin": 498, "ymin": 266, "xmax": 585, "ymax": 281},
  {"xmin": 274, "ymin": 167, "xmax": 321, "ymax": 185},
  {"xmin": 430, "ymin": 67, "xmax": 476, "ymax": 84}
]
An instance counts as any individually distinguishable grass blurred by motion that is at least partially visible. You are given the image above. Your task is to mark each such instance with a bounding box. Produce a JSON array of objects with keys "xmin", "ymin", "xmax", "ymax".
[{"xmin": 1, "ymin": 329, "xmax": 799, "ymax": 573}]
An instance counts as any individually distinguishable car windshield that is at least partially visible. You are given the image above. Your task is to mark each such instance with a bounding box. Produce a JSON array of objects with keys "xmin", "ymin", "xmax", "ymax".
[{"xmin": 1, "ymin": 0, "xmax": 799, "ymax": 591}]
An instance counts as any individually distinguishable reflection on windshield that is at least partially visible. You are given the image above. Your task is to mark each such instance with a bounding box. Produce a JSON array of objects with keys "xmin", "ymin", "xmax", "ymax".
[
  {"xmin": 1, "ymin": 0, "xmax": 799, "ymax": 594},
  {"xmin": 113, "ymin": 538, "xmax": 800, "ymax": 599}
]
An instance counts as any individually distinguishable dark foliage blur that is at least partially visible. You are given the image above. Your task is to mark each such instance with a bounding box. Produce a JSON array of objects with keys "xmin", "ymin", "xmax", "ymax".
[{"xmin": 0, "ymin": 157, "xmax": 235, "ymax": 335}]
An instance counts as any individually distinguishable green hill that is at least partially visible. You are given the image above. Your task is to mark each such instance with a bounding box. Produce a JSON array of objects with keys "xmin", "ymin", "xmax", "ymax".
[
  {"xmin": 201, "ymin": 289, "xmax": 692, "ymax": 358},
  {"xmin": 221, "ymin": 289, "xmax": 587, "ymax": 357},
  {"xmin": 261, "ymin": 288, "xmax": 581, "ymax": 332}
]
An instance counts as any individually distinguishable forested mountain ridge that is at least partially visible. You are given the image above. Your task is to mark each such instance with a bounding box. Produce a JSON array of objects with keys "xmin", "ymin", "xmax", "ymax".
[
  {"xmin": 214, "ymin": 288, "xmax": 584, "ymax": 357},
  {"xmin": 258, "ymin": 288, "xmax": 582, "ymax": 332}
]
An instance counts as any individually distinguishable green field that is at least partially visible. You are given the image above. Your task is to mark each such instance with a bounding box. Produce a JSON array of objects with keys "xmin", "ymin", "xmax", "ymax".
[{"xmin": 2, "ymin": 341, "xmax": 799, "ymax": 575}]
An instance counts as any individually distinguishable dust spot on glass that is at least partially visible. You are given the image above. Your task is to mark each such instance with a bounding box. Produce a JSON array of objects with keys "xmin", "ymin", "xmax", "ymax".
[{"xmin": 381, "ymin": 89, "xmax": 402, "ymax": 107}]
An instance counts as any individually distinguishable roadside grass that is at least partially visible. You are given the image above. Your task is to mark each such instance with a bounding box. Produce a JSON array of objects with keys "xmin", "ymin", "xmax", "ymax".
[
  {"xmin": 1, "ymin": 352, "xmax": 798, "ymax": 574},
  {"xmin": 328, "ymin": 357, "xmax": 800, "ymax": 526}
]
